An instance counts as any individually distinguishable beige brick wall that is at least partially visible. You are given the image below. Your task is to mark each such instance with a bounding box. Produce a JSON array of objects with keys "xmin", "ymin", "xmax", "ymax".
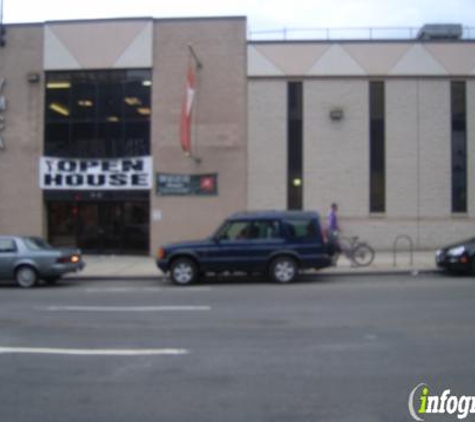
[
  {"xmin": 304, "ymin": 80, "xmax": 369, "ymax": 217},
  {"xmin": 150, "ymin": 18, "xmax": 248, "ymax": 252},
  {"xmin": 0, "ymin": 25, "xmax": 44, "ymax": 237},
  {"xmin": 333, "ymin": 78, "xmax": 474, "ymax": 249},
  {"xmin": 248, "ymin": 77, "xmax": 475, "ymax": 250},
  {"xmin": 248, "ymin": 80, "xmax": 287, "ymax": 209},
  {"xmin": 386, "ymin": 80, "xmax": 419, "ymax": 218},
  {"xmin": 418, "ymin": 80, "xmax": 451, "ymax": 218}
]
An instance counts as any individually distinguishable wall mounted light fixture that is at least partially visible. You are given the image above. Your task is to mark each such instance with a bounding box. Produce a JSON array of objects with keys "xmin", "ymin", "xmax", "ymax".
[
  {"xmin": 27, "ymin": 73, "xmax": 40, "ymax": 83},
  {"xmin": 329, "ymin": 108, "xmax": 344, "ymax": 121}
]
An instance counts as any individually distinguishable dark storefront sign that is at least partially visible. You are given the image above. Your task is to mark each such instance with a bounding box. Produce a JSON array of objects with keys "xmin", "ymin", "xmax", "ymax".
[
  {"xmin": 156, "ymin": 173, "xmax": 218, "ymax": 196},
  {"xmin": 40, "ymin": 156, "xmax": 152, "ymax": 190}
]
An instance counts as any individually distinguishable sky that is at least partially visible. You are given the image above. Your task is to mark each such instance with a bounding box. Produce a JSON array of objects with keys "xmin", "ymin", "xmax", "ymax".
[{"xmin": 2, "ymin": 0, "xmax": 475, "ymax": 38}]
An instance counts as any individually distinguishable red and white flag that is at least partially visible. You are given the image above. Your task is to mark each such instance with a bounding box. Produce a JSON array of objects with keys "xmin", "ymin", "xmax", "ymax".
[{"xmin": 180, "ymin": 64, "xmax": 196, "ymax": 153}]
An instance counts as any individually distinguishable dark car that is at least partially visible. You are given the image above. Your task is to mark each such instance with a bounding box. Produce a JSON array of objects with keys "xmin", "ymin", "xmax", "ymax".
[
  {"xmin": 157, "ymin": 211, "xmax": 333, "ymax": 285},
  {"xmin": 0, "ymin": 236, "xmax": 85, "ymax": 288},
  {"xmin": 436, "ymin": 237, "xmax": 475, "ymax": 275}
]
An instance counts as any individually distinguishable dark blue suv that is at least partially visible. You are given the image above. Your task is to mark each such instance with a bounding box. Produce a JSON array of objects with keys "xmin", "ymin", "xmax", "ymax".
[{"xmin": 157, "ymin": 211, "xmax": 333, "ymax": 285}]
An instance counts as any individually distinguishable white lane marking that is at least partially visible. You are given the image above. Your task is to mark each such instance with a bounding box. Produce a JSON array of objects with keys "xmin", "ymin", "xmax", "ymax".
[
  {"xmin": 84, "ymin": 287, "xmax": 212, "ymax": 293},
  {"xmin": 0, "ymin": 347, "xmax": 188, "ymax": 356},
  {"xmin": 43, "ymin": 306, "xmax": 211, "ymax": 312}
]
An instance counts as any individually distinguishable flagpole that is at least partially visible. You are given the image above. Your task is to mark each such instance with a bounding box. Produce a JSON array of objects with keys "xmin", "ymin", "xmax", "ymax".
[
  {"xmin": 0, "ymin": 0, "xmax": 5, "ymax": 48},
  {"xmin": 188, "ymin": 44, "xmax": 203, "ymax": 69},
  {"xmin": 185, "ymin": 44, "xmax": 202, "ymax": 164}
]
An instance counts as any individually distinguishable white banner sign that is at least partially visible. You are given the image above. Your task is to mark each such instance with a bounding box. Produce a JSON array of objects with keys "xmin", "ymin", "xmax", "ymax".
[{"xmin": 40, "ymin": 156, "xmax": 153, "ymax": 190}]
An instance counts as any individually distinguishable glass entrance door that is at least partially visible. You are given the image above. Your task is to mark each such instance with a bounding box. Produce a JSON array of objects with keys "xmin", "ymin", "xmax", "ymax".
[
  {"xmin": 48, "ymin": 201, "xmax": 149, "ymax": 254},
  {"xmin": 77, "ymin": 203, "xmax": 123, "ymax": 253}
]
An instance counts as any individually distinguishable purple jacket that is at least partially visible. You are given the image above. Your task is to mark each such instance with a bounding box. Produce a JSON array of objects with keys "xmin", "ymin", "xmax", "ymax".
[{"xmin": 327, "ymin": 210, "xmax": 339, "ymax": 231}]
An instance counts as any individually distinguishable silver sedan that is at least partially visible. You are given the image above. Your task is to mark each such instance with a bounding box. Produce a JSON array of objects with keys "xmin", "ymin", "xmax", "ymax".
[{"xmin": 0, "ymin": 236, "xmax": 85, "ymax": 288}]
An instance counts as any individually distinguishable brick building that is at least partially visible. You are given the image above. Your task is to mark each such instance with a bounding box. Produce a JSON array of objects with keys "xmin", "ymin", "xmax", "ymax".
[{"xmin": 0, "ymin": 18, "xmax": 474, "ymax": 253}]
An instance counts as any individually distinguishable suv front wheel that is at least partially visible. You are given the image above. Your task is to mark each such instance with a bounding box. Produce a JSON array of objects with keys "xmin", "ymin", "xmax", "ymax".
[
  {"xmin": 269, "ymin": 256, "xmax": 298, "ymax": 284},
  {"xmin": 170, "ymin": 257, "xmax": 199, "ymax": 286}
]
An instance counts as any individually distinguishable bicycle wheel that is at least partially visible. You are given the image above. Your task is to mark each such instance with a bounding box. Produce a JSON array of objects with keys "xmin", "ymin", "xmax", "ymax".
[{"xmin": 352, "ymin": 243, "xmax": 375, "ymax": 267}]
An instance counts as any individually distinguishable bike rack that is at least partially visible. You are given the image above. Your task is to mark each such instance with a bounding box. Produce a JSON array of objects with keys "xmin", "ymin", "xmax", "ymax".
[{"xmin": 393, "ymin": 235, "xmax": 414, "ymax": 267}]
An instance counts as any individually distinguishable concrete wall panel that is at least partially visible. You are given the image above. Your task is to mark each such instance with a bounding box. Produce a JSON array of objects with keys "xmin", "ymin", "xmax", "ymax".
[
  {"xmin": 304, "ymin": 80, "xmax": 369, "ymax": 218},
  {"xmin": 247, "ymin": 80, "xmax": 287, "ymax": 210},
  {"xmin": 0, "ymin": 25, "xmax": 44, "ymax": 237}
]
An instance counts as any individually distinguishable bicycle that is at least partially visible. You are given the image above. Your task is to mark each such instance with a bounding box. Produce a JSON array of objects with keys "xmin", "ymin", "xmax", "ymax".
[{"xmin": 336, "ymin": 235, "xmax": 375, "ymax": 267}]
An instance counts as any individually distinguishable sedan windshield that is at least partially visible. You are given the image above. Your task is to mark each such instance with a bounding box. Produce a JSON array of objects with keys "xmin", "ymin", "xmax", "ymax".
[{"xmin": 24, "ymin": 237, "xmax": 53, "ymax": 251}]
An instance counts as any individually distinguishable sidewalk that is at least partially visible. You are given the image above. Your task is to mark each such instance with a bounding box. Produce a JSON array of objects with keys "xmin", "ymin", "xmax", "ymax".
[
  {"xmin": 320, "ymin": 249, "xmax": 436, "ymax": 276},
  {"xmin": 66, "ymin": 250, "xmax": 438, "ymax": 280}
]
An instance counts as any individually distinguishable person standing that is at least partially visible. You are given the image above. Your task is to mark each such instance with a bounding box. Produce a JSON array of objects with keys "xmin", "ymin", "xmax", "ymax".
[
  {"xmin": 327, "ymin": 203, "xmax": 341, "ymax": 264},
  {"xmin": 327, "ymin": 203, "xmax": 339, "ymax": 239}
]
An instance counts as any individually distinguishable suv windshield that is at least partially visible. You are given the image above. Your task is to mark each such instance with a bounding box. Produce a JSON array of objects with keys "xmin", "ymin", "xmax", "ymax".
[{"xmin": 24, "ymin": 237, "xmax": 53, "ymax": 251}]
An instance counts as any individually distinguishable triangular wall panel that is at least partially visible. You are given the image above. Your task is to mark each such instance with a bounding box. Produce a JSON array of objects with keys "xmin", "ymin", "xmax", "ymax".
[
  {"xmin": 343, "ymin": 43, "xmax": 411, "ymax": 75},
  {"xmin": 113, "ymin": 22, "xmax": 153, "ymax": 68},
  {"xmin": 46, "ymin": 20, "xmax": 151, "ymax": 69},
  {"xmin": 254, "ymin": 44, "xmax": 330, "ymax": 76},
  {"xmin": 389, "ymin": 45, "xmax": 447, "ymax": 75},
  {"xmin": 248, "ymin": 46, "xmax": 285, "ymax": 76},
  {"xmin": 44, "ymin": 26, "xmax": 81, "ymax": 70},
  {"xmin": 425, "ymin": 44, "xmax": 475, "ymax": 75},
  {"xmin": 307, "ymin": 45, "xmax": 366, "ymax": 76}
]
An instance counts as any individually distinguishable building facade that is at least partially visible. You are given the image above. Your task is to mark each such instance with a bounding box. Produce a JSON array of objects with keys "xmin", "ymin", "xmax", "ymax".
[
  {"xmin": 248, "ymin": 39, "xmax": 475, "ymax": 249},
  {"xmin": 0, "ymin": 17, "xmax": 247, "ymax": 254},
  {"xmin": 0, "ymin": 18, "xmax": 474, "ymax": 253}
]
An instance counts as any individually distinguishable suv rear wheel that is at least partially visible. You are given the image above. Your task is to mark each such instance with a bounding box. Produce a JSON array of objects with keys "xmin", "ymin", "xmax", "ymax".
[
  {"xmin": 170, "ymin": 258, "xmax": 199, "ymax": 286},
  {"xmin": 269, "ymin": 256, "xmax": 298, "ymax": 284}
]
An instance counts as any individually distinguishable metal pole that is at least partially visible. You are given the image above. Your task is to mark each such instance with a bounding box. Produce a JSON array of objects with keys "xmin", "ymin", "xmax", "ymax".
[
  {"xmin": 0, "ymin": 0, "xmax": 5, "ymax": 48},
  {"xmin": 188, "ymin": 44, "xmax": 203, "ymax": 70}
]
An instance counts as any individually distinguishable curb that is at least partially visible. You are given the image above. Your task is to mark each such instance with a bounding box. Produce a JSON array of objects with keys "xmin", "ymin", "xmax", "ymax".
[
  {"xmin": 65, "ymin": 268, "xmax": 440, "ymax": 281},
  {"xmin": 317, "ymin": 268, "xmax": 440, "ymax": 278}
]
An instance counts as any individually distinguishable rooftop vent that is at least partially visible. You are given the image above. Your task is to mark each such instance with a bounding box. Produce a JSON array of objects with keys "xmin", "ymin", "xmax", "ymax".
[{"xmin": 417, "ymin": 24, "xmax": 463, "ymax": 40}]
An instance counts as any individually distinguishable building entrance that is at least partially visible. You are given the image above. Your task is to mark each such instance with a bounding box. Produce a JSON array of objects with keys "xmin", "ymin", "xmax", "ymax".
[{"xmin": 47, "ymin": 201, "xmax": 149, "ymax": 255}]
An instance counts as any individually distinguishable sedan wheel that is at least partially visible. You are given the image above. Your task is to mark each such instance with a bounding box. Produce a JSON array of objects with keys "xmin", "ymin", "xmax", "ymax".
[
  {"xmin": 269, "ymin": 257, "xmax": 298, "ymax": 284},
  {"xmin": 15, "ymin": 266, "xmax": 38, "ymax": 288},
  {"xmin": 170, "ymin": 258, "xmax": 198, "ymax": 286}
]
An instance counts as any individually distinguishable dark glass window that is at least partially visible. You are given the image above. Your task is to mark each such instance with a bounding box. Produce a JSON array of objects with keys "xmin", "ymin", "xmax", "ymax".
[
  {"xmin": 284, "ymin": 219, "xmax": 319, "ymax": 240},
  {"xmin": 47, "ymin": 201, "xmax": 150, "ymax": 254},
  {"xmin": 288, "ymin": 82, "xmax": 303, "ymax": 210},
  {"xmin": 451, "ymin": 81, "xmax": 467, "ymax": 213},
  {"xmin": 45, "ymin": 70, "xmax": 152, "ymax": 158},
  {"xmin": 45, "ymin": 123, "xmax": 70, "ymax": 156},
  {"xmin": 369, "ymin": 81, "xmax": 385, "ymax": 213},
  {"xmin": 217, "ymin": 220, "xmax": 281, "ymax": 241}
]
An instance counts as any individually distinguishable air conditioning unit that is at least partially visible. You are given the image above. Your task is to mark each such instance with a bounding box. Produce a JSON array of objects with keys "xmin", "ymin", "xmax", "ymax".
[{"xmin": 417, "ymin": 24, "xmax": 463, "ymax": 41}]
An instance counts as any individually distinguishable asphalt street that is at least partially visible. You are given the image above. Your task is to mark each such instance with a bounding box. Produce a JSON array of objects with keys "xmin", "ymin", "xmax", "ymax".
[{"xmin": 0, "ymin": 273, "xmax": 474, "ymax": 422}]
